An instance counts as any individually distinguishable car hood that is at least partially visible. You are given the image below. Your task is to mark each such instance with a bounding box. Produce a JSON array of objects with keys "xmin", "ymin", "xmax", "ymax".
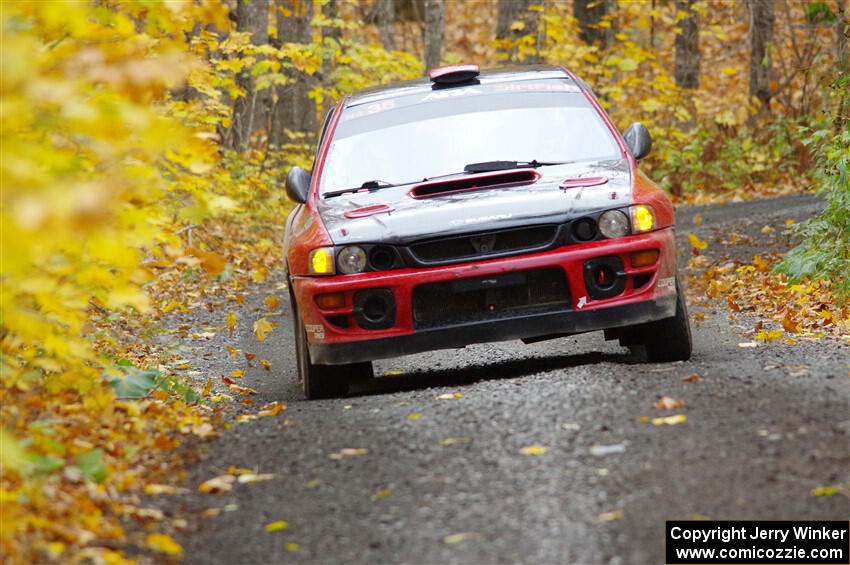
[{"xmin": 318, "ymin": 159, "xmax": 632, "ymax": 245}]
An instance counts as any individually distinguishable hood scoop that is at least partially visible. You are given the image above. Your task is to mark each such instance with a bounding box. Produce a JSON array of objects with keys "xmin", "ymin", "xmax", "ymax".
[
  {"xmin": 560, "ymin": 176, "xmax": 608, "ymax": 189},
  {"xmin": 411, "ymin": 170, "xmax": 539, "ymax": 199},
  {"xmin": 343, "ymin": 203, "xmax": 394, "ymax": 219}
]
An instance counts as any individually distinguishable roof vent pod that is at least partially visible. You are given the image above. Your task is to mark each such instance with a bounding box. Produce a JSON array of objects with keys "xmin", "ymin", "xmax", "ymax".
[{"xmin": 428, "ymin": 64, "xmax": 480, "ymax": 86}]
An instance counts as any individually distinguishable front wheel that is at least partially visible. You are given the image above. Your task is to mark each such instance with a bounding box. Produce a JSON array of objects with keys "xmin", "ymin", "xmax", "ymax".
[
  {"xmin": 293, "ymin": 304, "xmax": 373, "ymax": 400},
  {"xmin": 629, "ymin": 279, "xmax": 693, "ymax": 362}
]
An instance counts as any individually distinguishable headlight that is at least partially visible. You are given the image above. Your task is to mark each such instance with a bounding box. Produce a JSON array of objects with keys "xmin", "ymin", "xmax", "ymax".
[
  {"xmin": 598, "ymin": 210, "xmax": 630, "ymax": 239},
  {"xmin": 308, "ymin": 247, "xmax": 335, "ymax": 275},
  {"xmin": 630, "ymin": 204, "xmax": 655, "ymax": 233},
  {"xmin": 337, "ymin": 246, "xmax": 367, "ymax": 274}
]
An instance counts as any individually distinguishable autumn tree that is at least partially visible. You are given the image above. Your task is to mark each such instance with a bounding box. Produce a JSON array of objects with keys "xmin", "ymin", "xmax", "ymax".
[
  {"xmin": 424, "ymin": 0, "xmax": 446, "ymax": 69},
  {"xmin": 496, "ymin": 0, "xmax": 540, "ymax": 63},
  {"xmin": 231, "ymin": 0, "xmax": 270, "ymax": 149},
  {"xmin": 271, "ymin": 0, "xmax": 317, "ymax": 146},
  {"xmin": 573, "ymin": 0, "xmax": 610, "ymax": 49},
  {"xmin": 748, "ymin": 0, "xmax": 775, "ymax": 112},
  {"xmin": 674, "ymin": 0, "xmax": 700, "ymax": 89},
  {"xmin": 376, "ymin": 0, "xmax": 396, "ymax": 50}
]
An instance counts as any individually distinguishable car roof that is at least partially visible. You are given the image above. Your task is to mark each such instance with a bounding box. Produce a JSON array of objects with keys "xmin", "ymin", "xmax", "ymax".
[{"xmin": 345, "ymin": 65, "xmax": 580, "ymax": 108}]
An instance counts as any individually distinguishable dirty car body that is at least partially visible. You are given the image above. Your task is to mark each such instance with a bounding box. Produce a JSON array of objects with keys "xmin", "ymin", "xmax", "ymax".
[{"xmin": 284, "ymin": 65, "xmax": 692, "ymax": 399}]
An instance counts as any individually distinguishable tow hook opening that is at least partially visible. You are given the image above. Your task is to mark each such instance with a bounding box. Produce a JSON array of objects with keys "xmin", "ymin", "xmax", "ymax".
[
  {"xmin": 584, "ymin": 257, "xmax": 626, "ymax": 300},
  {"xmin": 353, "ymin": 288, "xmax": 396, "ymax": 330}
]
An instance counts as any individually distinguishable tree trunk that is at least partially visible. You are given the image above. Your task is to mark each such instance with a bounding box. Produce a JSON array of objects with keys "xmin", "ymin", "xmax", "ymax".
[
  {"xmin": 496, "ymin": 0, "xmax": 540, "ymax": 63},
  {"xmin": 321, "ymin": 0, "xmax": 341, "ymax": 116},
  {"xmin": 271, "ymin": 0, "xmax": 318, "ymax": 147},
  {"xmin": 837, "ymin": 0, "xmax": 849, "ymax": 129},
  {"xmin": 674, "ymin": 0, "xmax": 700, "ymax": 89},
  {"xmin": 376, "ymin": 0, "xmax": 396, "ymax": 50},
  {"xmin": 423, "ymin": 0, "xmax": 445, "ymax": 70},
  {"xmin": 573, "ymin": 0, "xmax": 610, "ymax": 49},
  {"xmin": 748, "ymin": 0, "xmax": 775, "ymax": 112},
  {"xmin": 231, "ymin": 0, "xmax": 270, "ymax": 150}
]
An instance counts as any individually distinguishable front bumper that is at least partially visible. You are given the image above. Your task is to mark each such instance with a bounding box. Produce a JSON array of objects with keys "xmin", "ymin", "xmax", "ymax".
[
  {"xmin": 311, "ymin": 295, "xmax": 676, "ymax": 364},
  {"xmin": 292, "ymin": 228, "xmax": 678, "ymax": 365}
]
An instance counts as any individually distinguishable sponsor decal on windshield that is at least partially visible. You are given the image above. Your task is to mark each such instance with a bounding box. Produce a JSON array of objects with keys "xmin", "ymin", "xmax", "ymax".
[
  {"xmin": 493, "ymin": 82, "xmax": 580, "ymax": 93},
  {"xmin": 421, "ymin": 87, "xmax": 483, "ymax": 102},
  {"xmin": 342, "ymin": 99, "xmax": 397, "ymax": 121}
]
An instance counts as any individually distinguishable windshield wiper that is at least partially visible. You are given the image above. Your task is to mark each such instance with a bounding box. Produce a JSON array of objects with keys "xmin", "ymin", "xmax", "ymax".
[
  {"xmin": 463, "ymin": 160, "xmax": 573, "ymax": 173},
  {"xmin": 323, "ymin": 180, "xmax": 398, "ymax": 199},
  {"xmin": 324, "ymin": 160, "xmax": 574, "ymax": 198}
]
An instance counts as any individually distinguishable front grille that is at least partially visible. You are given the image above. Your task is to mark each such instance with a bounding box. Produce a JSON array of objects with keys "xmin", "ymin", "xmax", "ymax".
[
  {"xmin": 408, "ymin": 225, "xmax": 558, "ymax": 265},
  {"xmin": 412, "ymin": 267, "xmax": 570, "ymax": 330}
]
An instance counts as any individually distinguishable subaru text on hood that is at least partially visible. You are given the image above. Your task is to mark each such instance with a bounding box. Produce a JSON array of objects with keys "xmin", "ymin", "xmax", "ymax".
[{"xmin": 284, "ymin": 64, "xmax": 693, "ymax": 399}]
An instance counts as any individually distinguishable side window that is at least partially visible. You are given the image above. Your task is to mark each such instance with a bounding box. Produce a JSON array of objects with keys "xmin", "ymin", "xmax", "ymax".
[{"xmin": 312, "ymin": 107, "xmax": 335, "ymax": 173}]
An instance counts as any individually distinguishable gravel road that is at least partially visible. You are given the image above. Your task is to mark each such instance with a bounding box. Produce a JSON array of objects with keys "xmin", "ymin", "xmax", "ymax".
[{"xmin": 174, "ymin": 194, "xmax": 849, "ymax": 565}]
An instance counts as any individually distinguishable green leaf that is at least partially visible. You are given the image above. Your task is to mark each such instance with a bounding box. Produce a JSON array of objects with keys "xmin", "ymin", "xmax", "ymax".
[
  {"xmin": 107, "ymin": 367, "xmax": 158, "ymax": 398},
  {"xmin": 75, "ymin": 449, "xmax": 107, "ymax": 483},
  {"xmin": 29, "ymin": 453, "xmax": 65, "ymax": 474}
]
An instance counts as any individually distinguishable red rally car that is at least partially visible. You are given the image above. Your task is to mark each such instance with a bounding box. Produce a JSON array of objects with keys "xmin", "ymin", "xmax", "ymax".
[{"xmin": 284, "ymin": 64, "xmax": 692, "ymax": 399}]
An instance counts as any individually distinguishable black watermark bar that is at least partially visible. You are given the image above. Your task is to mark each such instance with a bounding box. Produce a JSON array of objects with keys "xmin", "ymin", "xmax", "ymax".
[{"xmin": 666, "ymin": 521, "xmax": 850, "ymax": 564}]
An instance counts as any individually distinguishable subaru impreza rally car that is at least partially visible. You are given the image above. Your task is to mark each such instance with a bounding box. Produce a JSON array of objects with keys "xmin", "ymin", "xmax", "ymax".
[{"xmin": 284, "ymin": 64, "xmax": 692, "ymax": 399}]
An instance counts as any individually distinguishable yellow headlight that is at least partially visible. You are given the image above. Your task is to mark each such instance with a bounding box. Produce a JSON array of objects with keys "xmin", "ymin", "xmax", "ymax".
[
  {"xmin": 631, "ymin": 205, "xmax": 655, "ymax": 233},
  {"xmin": 308, "ymin": 247, "xmax": 335, "ymax": 275}
]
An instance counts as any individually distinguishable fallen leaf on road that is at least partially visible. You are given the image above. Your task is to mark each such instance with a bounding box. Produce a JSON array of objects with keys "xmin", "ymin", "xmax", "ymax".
[
  {"xmin": 519, "ymin": 445, "xmax": 549, "ymax": 455},
  {"xmin": 235, "ymin": 414, "xmax": 257, "ymax": 422},
  {"xmin": 244, "ymin": 351, "xmax": 256, "ymax": 364},
  {"xmin": 436, "ymin": 392, "xmax": 463, "ymax": 399},
  {"xmin": 687, "ymin": 233, "xmax": 708, "ymax": 254},
  {"xmin": 683, "ymin": 373, "xmax": 702, "ymax": 382},
  {"xmin": 655, "ymin": 396, "xmax": 685, "ymax": 410},
  {"xmin": 651, "ymin": 414, "xmax": 687, "ymax": 426},
  {"xmin": 439, "ymin": 437, "xmax": 471, "ymax": 446},
  {"xmin": 227, "ymin": 345, "xmax": 239, "ymax": 358},
  {"xmin": 264, "ymin": 295, "xmax": 280, "ymax": 310},
  {"xmin": 253, "ymin": 317, "xmax": 274, "ymax": 342},
  {"xmin": 328, "ymin": 448, "xmax": 368, "ymax": 460},
  {"xmin": 760, "ymin": 225, "xmax": 775, "ymax": 234},
  {"xmin": 237, "ymin": 473, "xmax": 274, "ymax": 484},
  {"xmin": 811, "ymin": 485, "xmax": 841, "ymax": 497},
  {"xmin": 407, "ymin": 412, "xmax": 422, "ymax": 421},
  {"xmin": 227, "ymin": 312, "xmax": 237, "ymax": 337},
  {"xmin": 692, "ymin": 214, "xmax": 703, "ymax": 225},
  {"xmin": 230, "ymin": 369, "xmax": 244, "ymax": 379},
  {"xmin": 375, "ymin": 488, "xmax": 392, "ymax": 498},
  {"xmin": 444, "ymin": 532, "xmax": 479, "ymax": 544},
  {"xmin": 199, "ymin": 474, "xmax": 235, "ymax": 494},
  {"xmin": 147, "ymin": 533, "xmax": 183, "ymax": 556},
  {"xmin": 259, "ymin": 358, "xmax": 272, "ymax": 371},
  {"xmin": 201, "ymin": 377, "xmax": 213, "ymax": 397},
  {"xmin": 286, "ymin": 543, "xmax": 300, "ymax": 552},
  {"xmin": 598, "ymin": 510, "xmax": 624, "ymax": 522},
  {"xmin": 258, "ymin": 401, "xmax": 285, "ymax": 417},
  {"xmin": 265, "ymin": 520, "xmax": 288, "ymax": 532},
  {"xmin": 228, "ymin": 382, "xmax": 256, "ymax": 395},
  {"xmin": 144, "ymin": 484, "xmax": 180, "ymax": 495},
  {"xmin": 191, "ymin": 422, "xmax": 215, "ymax": 438},
  {"xmin": 305, "ymin": 479, "xmax": 321, "ymax": 489}
]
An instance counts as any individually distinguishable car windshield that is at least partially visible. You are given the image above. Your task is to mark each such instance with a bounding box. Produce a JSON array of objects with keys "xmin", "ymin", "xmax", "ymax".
[{"xmin": 319, "ymin": 79, "xmax": 621, "ymax": 195}]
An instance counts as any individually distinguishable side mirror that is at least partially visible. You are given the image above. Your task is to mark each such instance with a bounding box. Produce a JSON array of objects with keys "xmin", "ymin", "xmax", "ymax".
[
  {"xmin": 622, "ymin": 122, "xmax": 652, "ymax": 160},
  {"xmin": 285, "ymin": 166, "xmax": 311, "ymax": 204}
]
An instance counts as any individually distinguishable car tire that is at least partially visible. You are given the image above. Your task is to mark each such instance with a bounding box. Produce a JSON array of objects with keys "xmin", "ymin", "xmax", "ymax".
[
  {"xmin": 292, "ymin": 296, "xmax": 373, "ymax": 400},
  {"xmin": 629, "ymin": 278, "xmax": 693, "ymax": 362}
]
